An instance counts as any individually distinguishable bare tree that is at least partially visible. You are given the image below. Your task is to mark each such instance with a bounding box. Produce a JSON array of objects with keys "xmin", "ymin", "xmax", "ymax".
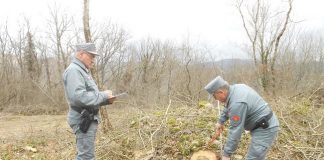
[
  {"xmin": 0, "ymin": 23, "xmax": 11, "ymax": 84},
  {"xmin": 138, "ymin": 38, "xmax": 156, "ymax": 84},
  {"xmin": 0, "ymin": 23, "xmax": 16, "ymax": 108},
  {"xmin": 180, "ymin": 39, "xmax": 193, "ymax": 98},
  {"xmin": 121, "ymin": 38, "xmax": 178, "ymax": 105},
  {"xmin": 83, "ymin": 0, "xmax": 91, "ymax": 43},
  {"xmin": 236, "ymin": 0, "xmax": 293, "ymax": 92},
  {"xmin": 38, "ymin": 42, "xmax": 52, "ymax": 93},
  {"xmin": 132, "ymin": 38, "xmax": 163, "ymax": 104},
  {"xmin": 83, "ymin": 0, "xmax": 112, "ymax": 132},
  {"xmin": 11, "ymin": 26, "xmax": 27, "ymax": 79},
  {"xmin": 92, "ymin": 22, "xmax": 129, "ymax": 88},
  {"xmin": 47, "ymin": 4, "xmax": 72, "ymax": 76}
]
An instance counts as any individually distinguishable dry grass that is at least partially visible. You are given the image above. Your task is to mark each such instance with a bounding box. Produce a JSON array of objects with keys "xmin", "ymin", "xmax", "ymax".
[{"xmin": 0, "ymin": 96, "xmax": 323, "ymax": 160}]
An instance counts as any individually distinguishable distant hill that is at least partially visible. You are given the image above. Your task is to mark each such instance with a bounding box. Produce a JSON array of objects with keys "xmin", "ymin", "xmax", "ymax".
[
  {"xmin": 202, "ymin": 58, "xmax": 254, "ymax": 70},
  {"xmin": 203, "ymin": 59, "xmax": 324, "ymax": 74}
]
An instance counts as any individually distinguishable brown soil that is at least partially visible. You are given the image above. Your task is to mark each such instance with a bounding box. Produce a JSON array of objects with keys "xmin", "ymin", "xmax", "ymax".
[{"xmin": 0, "ymin": 113, "xmax": 69, "ymax": 141}]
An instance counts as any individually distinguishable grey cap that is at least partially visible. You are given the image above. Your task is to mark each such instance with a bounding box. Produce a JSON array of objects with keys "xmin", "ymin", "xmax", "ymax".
[
  {"xmin": 75, "ymin": 43, "xmax": 99, "ymax": 56},
  {"xmin": 204, "ymin": 76, "xmax": 229, "ymax": 95}
]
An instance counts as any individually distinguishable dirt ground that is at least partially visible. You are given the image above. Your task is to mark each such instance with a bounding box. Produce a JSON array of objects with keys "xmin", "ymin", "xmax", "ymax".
[
  {"xmin": 0, "ymin": 113, "xmax": 69, "ymax": 141},
  {"xmin": 0, "ymin": 106, "xmax": 142, "ymax": 160},
  {"xmin": 0, "ymin": 112, "xmax": 75, "ymax": 159}
]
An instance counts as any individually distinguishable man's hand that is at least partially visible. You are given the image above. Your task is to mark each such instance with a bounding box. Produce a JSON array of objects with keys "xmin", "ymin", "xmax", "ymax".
[
  {"xmin": 104, "ymin": 90, "xmax": 115, "ymax": 104},
  {"xmin": 222, "ymin": 156, "xmax": 230, "ymax": 160},
  {"xmin": 215, "ymin": 122, "xmax": 224, "ymax": 133},
  {"xmin": 108, "ymin": 96, "xmax": 116, "ymax": 104},
  {"xmin": 105, "ymin": 90, "xmax": 113, "ymax": 96}
]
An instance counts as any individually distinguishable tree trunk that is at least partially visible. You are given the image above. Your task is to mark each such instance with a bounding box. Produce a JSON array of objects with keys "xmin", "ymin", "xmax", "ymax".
[
  {"xmin": 83, "ymin": 0, "xmax": 112, "ymax": 133},
  {"xmin": 83, "ymin": 0, "xmax": 91, "ymax": 43}
]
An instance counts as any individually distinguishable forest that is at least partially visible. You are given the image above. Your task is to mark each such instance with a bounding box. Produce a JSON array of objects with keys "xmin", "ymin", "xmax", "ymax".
[{"xmin": 0, "ymin": 0, "xmax": 323, "ymax": 159}]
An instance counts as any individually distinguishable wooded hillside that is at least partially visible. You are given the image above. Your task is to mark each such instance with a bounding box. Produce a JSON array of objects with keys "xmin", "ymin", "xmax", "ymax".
[{"xmin": 0, "ymin": 0, "xmax": 323, "ymax": 159}]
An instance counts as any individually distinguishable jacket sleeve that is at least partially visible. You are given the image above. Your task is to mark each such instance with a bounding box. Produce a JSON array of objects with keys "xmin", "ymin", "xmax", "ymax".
[
  {"xmin": 64, "ymin": 68, "xmax": 109, "ymax": 108},
  {"xmin": 223, "ymin": 102, "xmax": 247, "ymax": 157},
  {"xmin": 218, "ymin": 107, "xmax": 229, "ymax": 125}
]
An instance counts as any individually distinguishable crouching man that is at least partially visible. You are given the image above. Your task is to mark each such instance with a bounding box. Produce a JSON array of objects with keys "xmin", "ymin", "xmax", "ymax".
[{"xmin": 205, "ymin": 76, "xmax": 279, "ymax": 160}]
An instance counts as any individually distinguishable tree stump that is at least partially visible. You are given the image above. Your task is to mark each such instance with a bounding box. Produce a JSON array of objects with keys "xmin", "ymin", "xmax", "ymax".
[{"xmin": 190, "ymin": 150, "xmax": 220, "ymax": 160}]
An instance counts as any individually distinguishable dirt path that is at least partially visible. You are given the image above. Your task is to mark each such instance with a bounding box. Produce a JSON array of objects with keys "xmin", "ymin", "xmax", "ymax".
[
  {"xmin": 0, "ymin": 106, "xmax": 130, "ymax": 142},
  {"xmin": 0, "ymin": 107, "xmax": 132, "ymax": 159},
  {"xmin": 0, "ymin": 113, "xmax": 69, "ymax": 141}
]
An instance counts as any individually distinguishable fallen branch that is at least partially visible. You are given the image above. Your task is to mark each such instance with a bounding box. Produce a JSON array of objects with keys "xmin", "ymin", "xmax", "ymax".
[
  {"xmin": 138, "ymin": 112, "xmax": 147, "ymax": 149},
  {"xmin": 150, "ymin": 95, "xmax": 172, "ymax": 152},
  {"xmin": 279, "ymin": 108, "xmax": 296, "ymax": 141},
  {"xmin": 110, "ymin": 150, "xmax": 132, "ymax": 160}
]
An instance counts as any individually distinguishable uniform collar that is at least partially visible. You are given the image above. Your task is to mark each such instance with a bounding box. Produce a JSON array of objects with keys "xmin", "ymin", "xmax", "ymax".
[{"xmin": 72, "ymin": 57, "xmax": 89, "ymax": 73}]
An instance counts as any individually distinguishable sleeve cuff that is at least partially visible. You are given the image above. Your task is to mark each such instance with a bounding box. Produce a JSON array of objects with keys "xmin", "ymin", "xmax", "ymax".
[
  {"xmin": 100, "ymin": 92, "xmax": 110, "ymax": 105},
  {"xmin": 218, "ymin": 120, "xmax": 225, "ymax": 125},
  {"xmin": 223, "ymin": 151, "xmax": 231, "ymax": 158}
]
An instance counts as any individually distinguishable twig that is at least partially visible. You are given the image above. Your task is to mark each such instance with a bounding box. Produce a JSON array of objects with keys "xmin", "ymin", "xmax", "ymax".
[
  {"xmin": 313, "ymin": 115, "xmax": 323, "ymax": 130},
  {"xmin": 308, "ymin": 122, "xmax": 316, "ymax": 134},
  {"xmin": 97, "ymin": 150, "xmax": 112, "ymax": 159},
  {"xmin": 286, "ymin": 139, "xmax": 317, "ymax": 159},
  {"xmin": 138, "ymin": 112, "xmax": 147, "ymax": 150},
  {"xmin": 65, "ymin": 129, "xmax": 74, "ymax": 135},
  {"xmin": 307, "ymin": 86, "xmax": 323, "ymax": 100},
  {"xmin": 110, "ymin": 150, "xmax": 132, "ymax": 160},
  {"xmin": 138, "ymin": 128, "xmax": 146, "ymax": 149},
  {"xmin": 150, "ymin": 95, "xmax": 172, "ymax": 152},
  {"xmin": 165, "ymin": 114, "xmax": 213, "ymax": 118},
  {"xmin": 294, "ymin": 146, "xmax": 324, "ymax": 150},
  {"xmin": 96, "ymin": 132, "xmax": 127, "ymax": 150},
  {"xmin": 279, "ymin": 103, "xmax": 296, "ymax": 140}
]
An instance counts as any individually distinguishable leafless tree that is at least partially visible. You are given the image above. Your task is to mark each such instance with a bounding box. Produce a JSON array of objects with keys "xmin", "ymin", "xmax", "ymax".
[
  {"xmin": 131, "ymin": 38, "xmax": 165, "ymax": 103},
  {"xmin": 0, "ymin": 23, "xmax": 11, "ymax": 84},
  {"xmin": 83, "ymin": 0, "xmax": 91, "ymax": 43},
  {"xmin": 120, "ymin": 38, "xmax": 179, "ymax": 105},
  {"xmin": 236, "ymin": 0, "xmax": 293, "ymax": 93},
  {"xmin": 47, "ymin": 4, "xmax": 73, "ymax": 76},
  {"xmin": 37, "ymin": 41, "xmax": 52, "ymax": 93},
  {"xmin": 10, "ymin": 26, "xmax": 27, "ymax": 79},
  {"xmin": 180, "ymin": 39, "xmax": 193, "ymax": 98},
  {"xmin": 83, "ymin": 0, "xmax": 113, "ymax": 132},
  {"xmin": 92, "ymin": 22, "xmax": 129, "ymax": 88},
  {"xmin": 0, "ymin": 23, "xmax": 16, "ymax": 108}
]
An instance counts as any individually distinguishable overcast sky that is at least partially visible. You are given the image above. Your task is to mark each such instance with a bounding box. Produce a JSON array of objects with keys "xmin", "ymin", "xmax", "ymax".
[{"xmin": 1, "ymin": 0, "xmax": 324, "ymax": 59}]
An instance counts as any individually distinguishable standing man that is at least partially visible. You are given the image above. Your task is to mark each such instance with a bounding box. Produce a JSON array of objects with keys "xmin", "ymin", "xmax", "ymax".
[
  {"xmin": 63, "ymin": 43, "xmax": 115, "ymax": 159},
  {"xmin": 205, "ymin": 76, "xmax": 279, "ymax": 160}
]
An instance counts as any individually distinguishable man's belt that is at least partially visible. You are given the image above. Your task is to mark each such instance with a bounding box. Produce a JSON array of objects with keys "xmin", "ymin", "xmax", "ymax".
[
  {"xmin": 252, "ymin": 111, "xmax": 273, "ymax": 131},
  {"xmin": 71, "ymin": 106, "xmax": 98, "ymax": 115}
]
